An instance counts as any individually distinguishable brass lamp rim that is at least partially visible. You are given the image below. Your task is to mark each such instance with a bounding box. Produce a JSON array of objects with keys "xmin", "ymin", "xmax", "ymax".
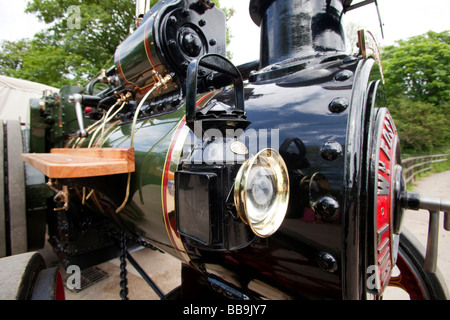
[{"xmin": 234, "ymin": 148, "xmax": 290, "ymax": 238}]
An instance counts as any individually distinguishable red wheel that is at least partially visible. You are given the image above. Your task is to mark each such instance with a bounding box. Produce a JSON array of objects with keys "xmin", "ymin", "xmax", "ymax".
[
  {"xmin": 384, "ymin": 228, "xmax": 448, "ymax": 300},
  {"xmin": 366, "ymin": 108, "xmax": 448, "ymax": 300}
]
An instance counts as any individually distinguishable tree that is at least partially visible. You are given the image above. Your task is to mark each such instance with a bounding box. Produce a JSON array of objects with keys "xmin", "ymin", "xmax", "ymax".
[
  {"xmin": 0, "ymin": 0, "xmax": 231, "ymax": 87},
  {"xmin": 0, "ymin": 40, "xmax": 31, "ymax": 75},
  {"xmin": 382, "ymin": 31, "xmax": 450, "ymax": 106},
  {"xmin": 24, "ymin": 0, "xmax": 138, "ymax": 85},
  {"xmin": 387, "ymin": 97, "xmax": 449, "ymax": 152},
  {"xmin": 0, "ymin": 37, "xmax": 90, "ymax": 88},
  {"xmin": 381, "ymin": 31, "xmax": 450, "ymax": 153}
]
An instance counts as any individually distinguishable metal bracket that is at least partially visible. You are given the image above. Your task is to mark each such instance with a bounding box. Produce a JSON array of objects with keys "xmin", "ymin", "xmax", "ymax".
[
  {"xmin": 69, "ymin": 93, "xmax": 88, "ymax": 138},
  {"xmin": 186, "ymin": 53, "xmax": 245, "ymax": 130},
  {"xmin": 46, "ymin": 180, "xmax": 69, "ymax": 211},
  {"xmin": 401, "ymin": 192, "xmax": 450, "ymax": 273}
]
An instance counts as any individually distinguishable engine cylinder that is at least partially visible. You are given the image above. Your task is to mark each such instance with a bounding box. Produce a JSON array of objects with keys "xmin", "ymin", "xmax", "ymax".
[
  {"xmin": 250, "ymin": 0, "xmax": 347, "ymax": 68},
  {"xmin": 114, "ymin": 0, "xmax": 226, "ymax": 93}
]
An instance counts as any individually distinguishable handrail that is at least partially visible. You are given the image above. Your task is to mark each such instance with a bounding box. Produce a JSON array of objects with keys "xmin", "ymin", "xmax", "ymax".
[{"xmin": 402, "ymin": 154, "xmax": 449, "ymax": 186}]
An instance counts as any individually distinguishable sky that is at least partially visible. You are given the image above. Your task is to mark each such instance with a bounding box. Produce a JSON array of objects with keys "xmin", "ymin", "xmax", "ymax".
[{"xmin": 0, "ymin": 0, "xmax": 449, "ymax": 66}]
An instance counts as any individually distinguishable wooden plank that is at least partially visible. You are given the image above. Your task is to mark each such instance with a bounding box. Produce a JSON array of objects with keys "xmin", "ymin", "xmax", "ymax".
[
  {"xmin": 21, "ymin": 148, "xmax": 135, "ymax": 179},
  {"xmin": 50, "ymin": 148, "xmax": 135, "ymax": 173}
]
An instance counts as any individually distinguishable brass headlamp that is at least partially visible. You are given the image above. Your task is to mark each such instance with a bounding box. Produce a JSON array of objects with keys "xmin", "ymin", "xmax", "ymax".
[{"xmin": 234, "ymin": 149, "xmax": 290, "ymax": 238}]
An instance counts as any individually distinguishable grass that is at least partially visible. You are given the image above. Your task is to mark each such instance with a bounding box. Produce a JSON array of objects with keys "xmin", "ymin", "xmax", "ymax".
[
  {"xmin": 431, "ymin": 158, "xmax": 450, "ymax": 173},
  {"xmin": 405, "ymin": 157, "xmax": 450, "ymax": 191},
  {"xmin": 403, "ymin": 147, "xmax": 450, "ymax": 190}
]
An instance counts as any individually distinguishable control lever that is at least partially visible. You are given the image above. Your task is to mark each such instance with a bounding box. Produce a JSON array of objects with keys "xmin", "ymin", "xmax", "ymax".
[
  {"xmin": 69, "ymin": 93, "xmax": 88, "ymax": 138},
  {"xmin": 424, "ymin": 211, "xmax": 439, "ymax": 272},
  {"xmin": 401, "ymin": 192, "xmax": 450, "ymax": 273}
]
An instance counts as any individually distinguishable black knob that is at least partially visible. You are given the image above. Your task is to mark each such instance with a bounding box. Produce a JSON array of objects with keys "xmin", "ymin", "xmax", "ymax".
[{"xmin": 181, "ymin": 32, "xmax": 202, "ymax": 57}]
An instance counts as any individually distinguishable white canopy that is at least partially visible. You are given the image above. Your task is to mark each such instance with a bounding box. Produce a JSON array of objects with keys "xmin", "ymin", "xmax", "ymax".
[{"xmin": 0, "ymin": 75, "xmax": 58, "ymax": 125}]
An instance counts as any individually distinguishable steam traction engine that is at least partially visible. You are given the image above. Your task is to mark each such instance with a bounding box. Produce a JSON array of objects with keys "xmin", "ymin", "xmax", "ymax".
[{"xmin": 3, "ymin": 0, "xmax": 449, "ymax": 300}]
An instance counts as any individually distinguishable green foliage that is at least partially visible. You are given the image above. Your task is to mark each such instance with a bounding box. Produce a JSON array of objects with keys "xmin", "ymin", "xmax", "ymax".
[
  {"xmin": 0, "ymin": 35, "xmax": 97, "ymax": 87},
  {"xmin": 383, "ymin": 31, "xmax": 450, "ymax": 105},
  {"xmin": 0, "ymin": 40, "xmax": 31, "ymax": 73},
  {"xmin": 382, "ymin": 31, "xmax": 450, "ymax": 153},
  {"xmin": 431, "ymin": 158, "xmax": 450, "ymax": 174},
  {"xmin": 23, "ymin": 0, "xmax": 137, "ymax": 85},
  {"xmin": 388, "ymin": 97, "xmax": 449, "ymax": 153}
]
